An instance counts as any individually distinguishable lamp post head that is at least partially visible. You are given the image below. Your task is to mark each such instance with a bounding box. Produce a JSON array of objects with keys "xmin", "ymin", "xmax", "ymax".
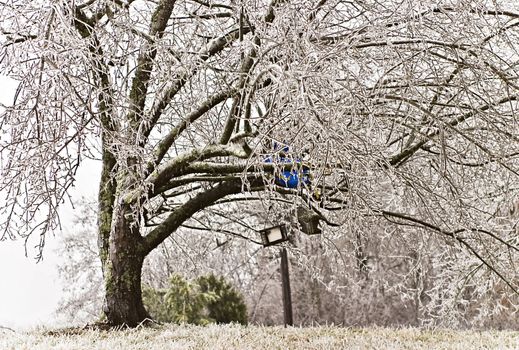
[{"xmin": 260, "ymin": 224, "xmax": 289, "ymax": 247}]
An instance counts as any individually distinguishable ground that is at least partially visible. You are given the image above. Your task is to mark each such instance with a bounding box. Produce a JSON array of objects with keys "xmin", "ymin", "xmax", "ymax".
[{"xmin": 2, "ymin": 324, "xmax": 519, "ymax": 349}]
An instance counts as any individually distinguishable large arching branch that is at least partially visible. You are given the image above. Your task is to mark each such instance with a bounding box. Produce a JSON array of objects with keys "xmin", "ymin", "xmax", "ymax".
[{"xmin": 142, "ymin": 179, "xmax": 263, "ymax": 255}]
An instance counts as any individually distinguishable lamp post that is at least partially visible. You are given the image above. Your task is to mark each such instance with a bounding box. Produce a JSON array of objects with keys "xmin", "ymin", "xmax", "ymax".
[
  {"xmin": 280, "ymin": 247, "xmax": 293, "ymax": 326},
  {"xmin": 260, "ymin": 224, "xmax": 293, "ymax": 326}
]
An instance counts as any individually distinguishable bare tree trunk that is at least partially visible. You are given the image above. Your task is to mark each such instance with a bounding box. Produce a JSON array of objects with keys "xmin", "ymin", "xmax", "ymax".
[{"xmin": 101, "ymin": 202, "xmax": 150, "ymax": 327}]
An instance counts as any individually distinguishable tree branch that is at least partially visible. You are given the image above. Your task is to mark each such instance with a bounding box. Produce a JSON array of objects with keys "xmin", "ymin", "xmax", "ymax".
[
  {"xmin": 146, "ymin": 144, "xmax": 251, "ymax": 196},
  {"xmin": 389, "ymin": 95, "xmax": 519, "ymax": 167},
  {"xmin": 219, "ymin": 0, "xmax": 287, "ymax": 144},
  {"xmin": 142, "ymin": 179, "xmax": 261, "ymax": 254},
  {"xmin": 148, "ymin": 87, "xmax": 236, "ymax": 176},
  {"xmin": 143, "ymin": 26, "xmax": 250, "ymax": 144},
  {"xmin": 380, "ymin": 210, "xmax": 519, "ymax": 294},
  {"xmin": 127, "ymin": 0, "xmax": 176, "ymax": 133}
]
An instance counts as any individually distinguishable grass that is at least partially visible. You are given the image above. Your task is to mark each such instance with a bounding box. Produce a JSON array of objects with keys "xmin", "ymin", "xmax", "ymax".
[{"xmin": 2, "ymin": 324, "xmax": 519, "ymax": 349}]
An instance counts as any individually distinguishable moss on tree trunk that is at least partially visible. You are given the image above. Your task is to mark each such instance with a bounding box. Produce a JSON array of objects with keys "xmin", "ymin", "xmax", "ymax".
[{"xmin": 101, "ymin": 202, "xmax": 150, "ymax": 327}]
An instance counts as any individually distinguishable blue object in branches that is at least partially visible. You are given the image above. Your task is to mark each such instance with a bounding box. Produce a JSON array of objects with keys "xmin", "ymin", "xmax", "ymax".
[
  {"xmin": 266, "ymin": 143, "xmax": 311, "ymax": 188},
  {"xmin": 277, "ymin": 167, "xmax": 311, "ymax": 188}
]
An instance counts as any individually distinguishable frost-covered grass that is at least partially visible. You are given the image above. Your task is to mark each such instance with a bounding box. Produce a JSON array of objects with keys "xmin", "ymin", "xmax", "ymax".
[{"xmin": 2, "ymin": 324, "xmax": 519, "ymax": 349}]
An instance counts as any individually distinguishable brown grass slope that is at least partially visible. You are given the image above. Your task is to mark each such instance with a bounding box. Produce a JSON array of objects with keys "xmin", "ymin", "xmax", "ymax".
[{"xmin": 2, "ymin": 324, "xmax": 519, "ymax": 350}]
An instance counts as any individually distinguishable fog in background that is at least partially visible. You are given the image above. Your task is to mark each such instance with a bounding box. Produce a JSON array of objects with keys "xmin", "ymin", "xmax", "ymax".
[{"xmin": 0, "ymin": 76, "xmax": 101, "ymax": 329}]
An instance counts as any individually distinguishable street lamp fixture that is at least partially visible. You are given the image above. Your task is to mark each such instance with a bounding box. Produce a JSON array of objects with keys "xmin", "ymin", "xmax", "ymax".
[{"xmin": 260, "ymin": 224, "xmax": 289, "ymax": 247}]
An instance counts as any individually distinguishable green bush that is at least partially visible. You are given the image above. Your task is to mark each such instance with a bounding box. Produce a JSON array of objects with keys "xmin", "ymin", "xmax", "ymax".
[
  {"xmin": 143, "ymin": 274, "xmax": 247, "ymax": 325},
  {"xmin": 197, "ymin": 274, "xmax": 248, "ymax": 325}
]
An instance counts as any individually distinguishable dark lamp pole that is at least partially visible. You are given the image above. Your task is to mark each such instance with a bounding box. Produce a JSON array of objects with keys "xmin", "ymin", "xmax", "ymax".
[{"xmin": 280, "ymin": 247, "xmax": 293, "ymax": 326}]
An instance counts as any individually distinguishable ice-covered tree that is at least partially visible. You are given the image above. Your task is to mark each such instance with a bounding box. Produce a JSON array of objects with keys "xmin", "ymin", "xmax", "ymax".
[{"xmin": 3, "ymin": 0, "xmax": 519, "ymax": 326}]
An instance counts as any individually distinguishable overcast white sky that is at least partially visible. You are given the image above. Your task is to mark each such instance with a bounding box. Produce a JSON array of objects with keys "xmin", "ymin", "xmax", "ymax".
[{"xmin": 0, "ymin": 76, "xmax": 101, "ymax": 330}]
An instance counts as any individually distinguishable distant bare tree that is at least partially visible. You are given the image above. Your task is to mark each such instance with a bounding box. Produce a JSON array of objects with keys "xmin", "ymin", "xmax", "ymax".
[{"xmin": 56, "ymin": 198, "xmax": 103, "ymax": 324}]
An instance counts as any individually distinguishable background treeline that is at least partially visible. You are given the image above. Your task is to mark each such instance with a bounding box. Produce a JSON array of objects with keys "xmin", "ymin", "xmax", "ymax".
[{"xmin": 58, "ymin": 198, "xmax": 519, "ymax": 329}]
